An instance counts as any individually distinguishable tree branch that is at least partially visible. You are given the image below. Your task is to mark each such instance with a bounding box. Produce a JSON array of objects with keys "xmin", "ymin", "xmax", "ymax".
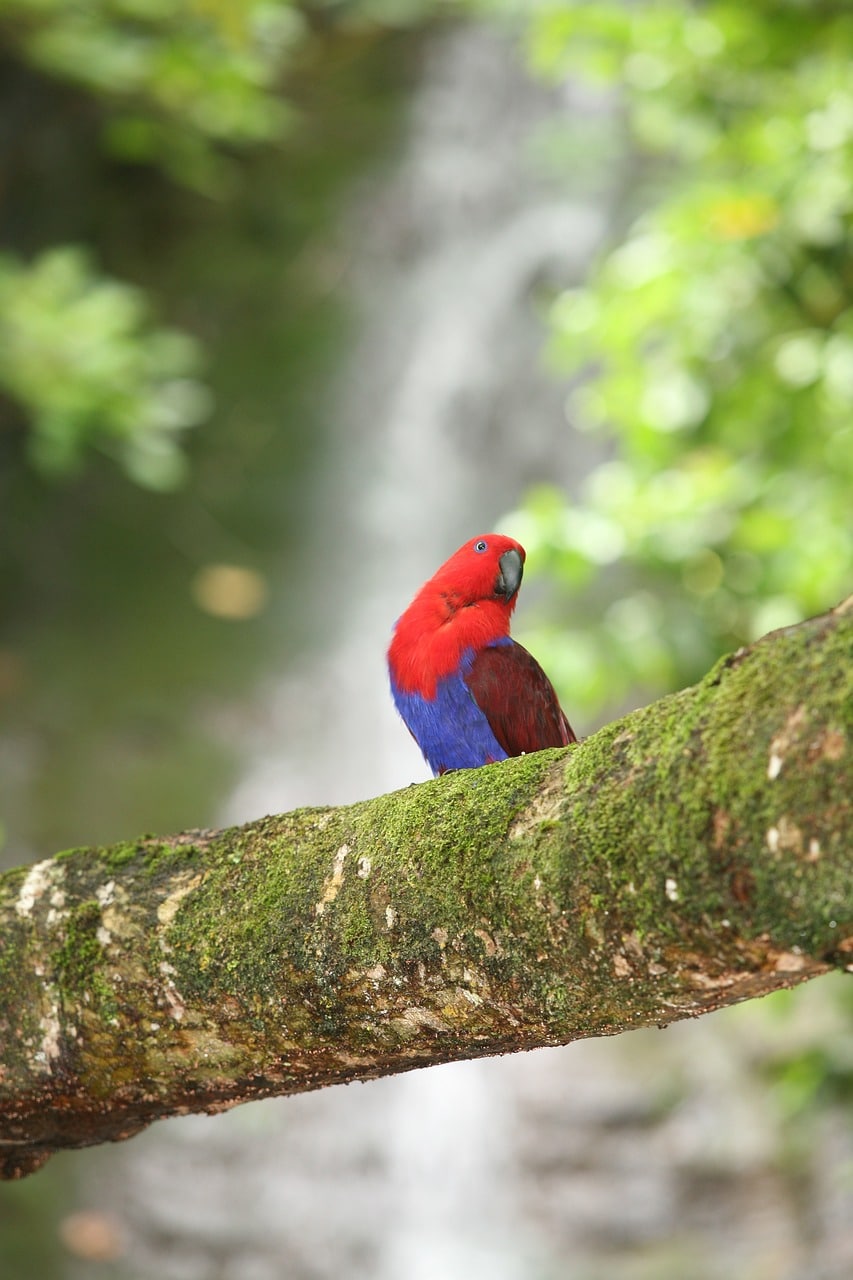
[{"xmin": 1, "ymin": 600, "xmax": 851, "ymax": 1179}]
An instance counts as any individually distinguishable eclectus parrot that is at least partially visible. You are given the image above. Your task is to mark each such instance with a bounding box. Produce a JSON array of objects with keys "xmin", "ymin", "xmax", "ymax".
[{"xmin": 387, "ymin": 533, "xmax": 576, "ymax": 775}]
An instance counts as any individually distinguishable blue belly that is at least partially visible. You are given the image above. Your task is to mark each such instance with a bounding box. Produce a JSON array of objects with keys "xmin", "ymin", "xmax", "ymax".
[{"xmin": 390, "ymin": 649, "xmax": 507, "ymax": 776}]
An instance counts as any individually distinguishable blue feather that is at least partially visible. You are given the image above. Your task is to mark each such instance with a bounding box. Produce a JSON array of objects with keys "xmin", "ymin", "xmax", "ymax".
[{"xmin": 390, "ymin": 643, "xmax": 510, "ymax": 775}]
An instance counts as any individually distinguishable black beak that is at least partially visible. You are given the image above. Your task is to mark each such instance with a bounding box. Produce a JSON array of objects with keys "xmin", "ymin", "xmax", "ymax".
[{"xmin": 495, "ymin": 548, "xmax": 523, "ymax": 600}]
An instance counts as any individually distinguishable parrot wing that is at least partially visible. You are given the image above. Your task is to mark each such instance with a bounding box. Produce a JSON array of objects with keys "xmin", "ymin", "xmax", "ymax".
[{"xmin": 465, "ymin": 640, "xmax": 577, "ymax": 758}]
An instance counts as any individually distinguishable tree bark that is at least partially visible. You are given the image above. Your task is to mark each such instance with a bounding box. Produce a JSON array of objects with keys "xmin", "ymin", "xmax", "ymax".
[{"xmin": 1, "ymin": 600, "xmax": 851, "ymax": 1179}]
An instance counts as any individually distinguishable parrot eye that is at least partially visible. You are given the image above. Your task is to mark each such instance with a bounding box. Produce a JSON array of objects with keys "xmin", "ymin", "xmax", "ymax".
[{"xmin": 474, "ymin": 540, "xmax": 488, "ymax": 553}]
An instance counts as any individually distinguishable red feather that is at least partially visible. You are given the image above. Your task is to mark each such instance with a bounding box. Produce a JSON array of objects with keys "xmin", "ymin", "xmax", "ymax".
[
  {"xmin": 466, "ymin": 641, "xmax": 577, "ymax": 755},
  {"xmin": 388, "ymin": 533, "xmax": 524, "ymax": 698}
]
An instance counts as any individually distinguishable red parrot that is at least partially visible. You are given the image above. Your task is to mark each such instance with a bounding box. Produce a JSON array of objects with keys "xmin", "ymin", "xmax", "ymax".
[{"xmin": 387, "ymin": 533, "xmax": 576, "ymax": 775}]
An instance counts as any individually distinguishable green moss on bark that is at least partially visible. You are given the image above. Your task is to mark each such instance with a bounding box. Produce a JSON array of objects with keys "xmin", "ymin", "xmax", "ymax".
[{"xmin": 557, "ymin": 609, "xmax": 851, "ymax": 967}]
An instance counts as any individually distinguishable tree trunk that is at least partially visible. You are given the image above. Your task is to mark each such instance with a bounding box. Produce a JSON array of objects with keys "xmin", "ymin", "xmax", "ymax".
[{"xmin": 1, "ymin": 599, "xmax": 851, "ymax": 1179}]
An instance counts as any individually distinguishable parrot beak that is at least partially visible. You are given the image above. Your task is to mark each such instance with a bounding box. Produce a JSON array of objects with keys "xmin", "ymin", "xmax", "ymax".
[{"xmin": 495, "ymin": 548, "xmax": 523, "ymax": 600}]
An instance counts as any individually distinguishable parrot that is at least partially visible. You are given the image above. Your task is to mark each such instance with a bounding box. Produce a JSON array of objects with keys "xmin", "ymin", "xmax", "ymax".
[{"xmin": 387, "ymin": 533, "xmax": 576, "ymax": 776}]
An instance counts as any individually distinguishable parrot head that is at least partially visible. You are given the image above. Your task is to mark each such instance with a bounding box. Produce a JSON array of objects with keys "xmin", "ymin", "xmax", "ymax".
[{"xmin": 428, "ymin": 534, "xmax": 525, "ymax": 610}]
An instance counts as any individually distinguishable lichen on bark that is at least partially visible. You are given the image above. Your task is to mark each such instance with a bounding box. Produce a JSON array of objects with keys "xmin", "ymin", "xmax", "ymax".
[{"xmin": 0, "ymin": 599, "xmax": 850, "ymax": 1180}]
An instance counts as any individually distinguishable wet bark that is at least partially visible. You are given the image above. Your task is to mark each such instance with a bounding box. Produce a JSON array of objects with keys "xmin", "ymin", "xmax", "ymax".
[{"xmin": 1, "ymin": 599, "xmax": 850, "ymax": 1179}]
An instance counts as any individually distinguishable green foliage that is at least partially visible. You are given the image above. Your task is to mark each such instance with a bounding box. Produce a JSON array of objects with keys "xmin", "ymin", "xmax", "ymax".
[
  {"xmin": 0, "ymin": 0, "xmax": 302, "ymax": 189},
  {"xmin": 0, "ymin": 247, "xmax": 209, "ymax": 488},
  {"xmin": 509, "ymin": 0, "xmax": 853, "ymax": 719},
  {"xmin": 730, "ymin": 972, "xmax": 853, "ymax": 1126},
  {"xmin": 0, "ymin": 1, "xmax": 309, "ymax": 485},
  {"xmin": 0, "ymin": 2, "xmax": 429, "ymax": 487}
]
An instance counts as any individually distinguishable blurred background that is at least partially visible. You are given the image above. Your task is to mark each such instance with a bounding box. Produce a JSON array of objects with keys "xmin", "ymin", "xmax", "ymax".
[{"xmin": 1, "ymin": 2, "xmax": 851, "ymax": 1277}]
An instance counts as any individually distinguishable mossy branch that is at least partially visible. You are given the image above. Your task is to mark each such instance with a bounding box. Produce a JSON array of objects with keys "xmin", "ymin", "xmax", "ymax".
[{"xmin": 1, "ymin": 600, "xmax": 851, "ymax": 1180}]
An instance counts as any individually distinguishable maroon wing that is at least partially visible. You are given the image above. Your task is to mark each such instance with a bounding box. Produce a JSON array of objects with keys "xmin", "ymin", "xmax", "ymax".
[{"xmin": 465, "ymin": 641, "xmax": 577, "ymax": 757}]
